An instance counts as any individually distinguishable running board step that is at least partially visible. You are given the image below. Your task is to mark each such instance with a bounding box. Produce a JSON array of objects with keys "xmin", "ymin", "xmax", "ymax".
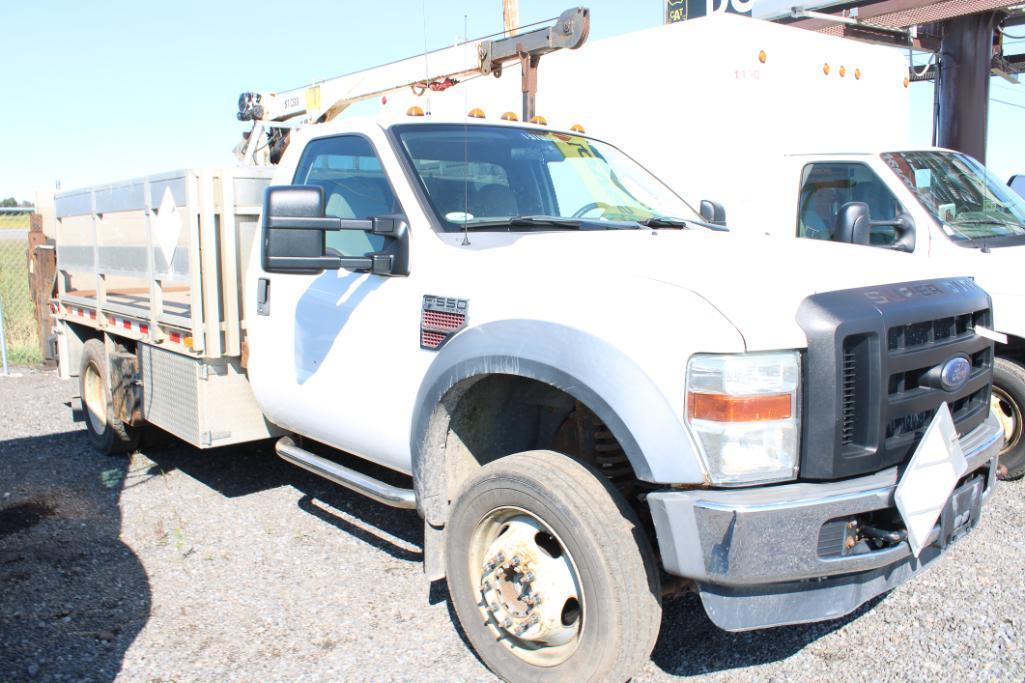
[{"xmin": 275, "ymin": 437, "xmax": 417, "ymax": 509}]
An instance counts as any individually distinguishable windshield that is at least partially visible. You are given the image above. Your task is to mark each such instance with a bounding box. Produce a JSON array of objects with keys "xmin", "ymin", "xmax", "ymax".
[
  {"xmin": 393, "ymin": 124, "xmax": 696, "ymax": 231},
  {"xmin": 882, "ymin": 150, "xmax": 1025, "ymax": 242}
]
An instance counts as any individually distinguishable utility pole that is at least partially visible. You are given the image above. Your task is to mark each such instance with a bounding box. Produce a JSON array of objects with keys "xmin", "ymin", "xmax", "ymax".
[
  {"xmin": 936, "ymin": 12, "xmax": 998, "ymax": 163},
  {"xmin": 504, "ymin": 0, "xmax": 519, "ymax": 36}
]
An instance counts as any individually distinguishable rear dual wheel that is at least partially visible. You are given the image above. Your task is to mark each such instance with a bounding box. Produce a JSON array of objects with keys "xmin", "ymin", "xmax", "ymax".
[
  {"xmin": 445, "ymin": 451, "xmax": 661, "ymax": 682},
  {"xmin": 80, "ymin": 339, "xmax": 140, "ymax": 455}
]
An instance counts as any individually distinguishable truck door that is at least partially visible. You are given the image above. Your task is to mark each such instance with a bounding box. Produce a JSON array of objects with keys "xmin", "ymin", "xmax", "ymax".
[
  {"xmin": 246, "ymin": 133, "xmax": 419, "ymax": 471},
  {"xmin": 795, "ymin": 162, "xmax": 912, "ymax": 249}
]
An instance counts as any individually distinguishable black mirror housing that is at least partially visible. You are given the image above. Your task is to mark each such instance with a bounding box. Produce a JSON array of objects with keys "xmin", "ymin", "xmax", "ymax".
[
  {"xmin": 699, "ymin": 200, "xmax": 726, "ymax": 226},
  {"xmin": 261, "ymin": 185, "xmax": 410, "ymax": 276},
  {"xmin": 262, "ymin": 185, "xmax": 341, "ymax": 273},
  {"xmin": 836, "ymin": 202, "xmax": 873, "ymax": 245},
  {"xmin": 836, "ymin": 202, "xmax": 916, "ymax": 252}
]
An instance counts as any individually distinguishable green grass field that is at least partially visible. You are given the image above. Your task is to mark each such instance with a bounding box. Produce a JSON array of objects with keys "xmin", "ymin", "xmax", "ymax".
[
  {"xmin": 0, "ymin": 213, "xmax": 31, "ymax": 230},
  {"xmin": 0, "ymin": 239, "xmax": 41, "ymax": 366}
]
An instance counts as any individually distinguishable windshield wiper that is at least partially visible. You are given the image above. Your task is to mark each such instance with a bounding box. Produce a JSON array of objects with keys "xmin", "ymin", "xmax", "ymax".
[
  {"xmin": 952, "ymin": 218, "xmax": 1025, "ymax": 231},
  {"xmin": 461, "ymin": 215, "xmax": 584, "ymax": 231},
  {"xmin": 639, "ymin": 216, "xmax": 728, "ymax": 232}
]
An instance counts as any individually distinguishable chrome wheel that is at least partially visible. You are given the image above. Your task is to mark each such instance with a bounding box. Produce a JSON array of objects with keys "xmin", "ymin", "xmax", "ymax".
[
  {"xmin": 82, "ymin": 361, "xmax": 108, "ymax": 435},
  {"xmin": 469, "ymin": 507, "xmax": 583, "ymax": 666},
  {"xmin": 991, "ymin": 386, "xmax": 1022, "ymax": 455}
]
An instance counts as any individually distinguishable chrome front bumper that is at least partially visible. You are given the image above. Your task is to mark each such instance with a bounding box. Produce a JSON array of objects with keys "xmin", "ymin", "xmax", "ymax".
[{"xmin": 647, "ymin": 411, "xmax": 1003, "ymax": 631}]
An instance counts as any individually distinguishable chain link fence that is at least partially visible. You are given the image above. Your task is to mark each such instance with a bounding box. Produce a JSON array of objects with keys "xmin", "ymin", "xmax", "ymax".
[{"xmin": 0, "ymin": 208, "xmax": 41, "ymax": 367}]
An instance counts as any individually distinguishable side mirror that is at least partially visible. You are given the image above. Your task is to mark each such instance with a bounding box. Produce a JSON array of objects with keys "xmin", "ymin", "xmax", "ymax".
[
  {"xmin": 699, "ymin": 199, "xmax": 727, "ymax": 226},
  {"xmin": 836, "ymin": 202, "xmax": 872, "ymax": 245},
  {"xmin": 836, "ymin": 202, "xmax": 915, "ymax": 253},
  {"xmin": 1009, "ymin": 174, "xmax": 1025, "ymax": 200},
  {"xmin": 262, "ymin": 185, "xmax": 409, "ymax": 276},
  {"xmin": 262, "ymin": 186, "xmax": 340, "ymax": 273}
]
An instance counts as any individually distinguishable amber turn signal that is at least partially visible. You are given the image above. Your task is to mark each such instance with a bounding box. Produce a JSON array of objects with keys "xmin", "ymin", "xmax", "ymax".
[
  {"xmin": 468, "ymin": 107, "xmax": 486, "ymax": 118},
  {"xmin": 688, "ymin": 392, "xmax": 792, "ymax": 422},
  {"xmin": 406, "ymin": 105, "xmax": 425, "ymax": 117},
  {"xmin": 530, "ymin": 115, "xmax": 548, "ymax": 125},
  {"xmin": 500, "ymin": 111, "xmax": 518, "ymax": 121}
]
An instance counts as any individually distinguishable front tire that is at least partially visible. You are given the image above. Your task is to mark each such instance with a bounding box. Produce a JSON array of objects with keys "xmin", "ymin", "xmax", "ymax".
[
  {"xmin": 444, "ymin": 451, "xmax": 661, "ymax": 682},
  {"xmin": 992, "ymin": 357, "xmax": 1025, "ymax": 480},
  {"xmin": 79, "ymin": 339, "xmax": 140, "ymax": 455}
]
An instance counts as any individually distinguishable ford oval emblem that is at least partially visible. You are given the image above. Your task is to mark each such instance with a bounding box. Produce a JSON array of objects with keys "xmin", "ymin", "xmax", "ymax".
[{"xmin": 940, "ymin": 356, "xmax": 971, "ymax": 392}]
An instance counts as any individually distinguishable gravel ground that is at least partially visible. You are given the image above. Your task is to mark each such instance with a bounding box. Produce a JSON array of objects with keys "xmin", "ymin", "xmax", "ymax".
[{"xmin": 1, "ymin": 368, "xmax": 1023, "ymax": 682}]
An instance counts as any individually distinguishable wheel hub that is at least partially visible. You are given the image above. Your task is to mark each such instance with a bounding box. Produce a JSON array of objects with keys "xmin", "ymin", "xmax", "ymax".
[{"xmin": 477, "ymin": 515, "xmax": 580, "ymax": 648}]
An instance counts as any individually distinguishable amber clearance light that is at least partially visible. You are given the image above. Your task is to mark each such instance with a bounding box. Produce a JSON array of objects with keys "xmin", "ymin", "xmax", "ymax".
[{"xmin": 688, "ymin": 392, "xmax": 792, "ymax": 422}]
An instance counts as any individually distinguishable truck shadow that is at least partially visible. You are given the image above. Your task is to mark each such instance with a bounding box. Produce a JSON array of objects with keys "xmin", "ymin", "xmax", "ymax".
[
  {"xmin": 137, "ymin": 435, "xmax": 486, "ymax": 667},
  {"xmin": 651, "ymin": 591, "xmax": 884, "ymax": 676},
  {"xmin": 137, "ymin": 433, "xmax": 423, "ymax": 563},
  {"xmin": 0, "ymin": 430, "xmax": 151, "ymax": 683}
]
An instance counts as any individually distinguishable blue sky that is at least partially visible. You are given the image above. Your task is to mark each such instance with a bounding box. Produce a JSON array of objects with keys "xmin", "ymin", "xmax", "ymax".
[{"xmin": 1, "ymin": 1, "xmax": 1022, "ymax": 201}]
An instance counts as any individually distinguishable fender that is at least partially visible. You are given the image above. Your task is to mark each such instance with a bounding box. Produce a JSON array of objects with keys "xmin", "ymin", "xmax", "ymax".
[{"xmin": 410, "ymin": 319, "xmax": 706, "ymax": 526}]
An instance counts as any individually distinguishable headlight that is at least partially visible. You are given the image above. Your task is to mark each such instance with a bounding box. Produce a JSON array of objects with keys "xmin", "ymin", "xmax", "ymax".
[{"xmin": 685, "ymin": 351, "xmax": 801, "ymax": 485}]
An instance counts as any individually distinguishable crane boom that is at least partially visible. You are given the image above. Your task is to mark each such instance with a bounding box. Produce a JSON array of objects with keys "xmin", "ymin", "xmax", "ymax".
[{"xmin": 235, "ymin": 7, "xmax": 589, "ymax": 166}]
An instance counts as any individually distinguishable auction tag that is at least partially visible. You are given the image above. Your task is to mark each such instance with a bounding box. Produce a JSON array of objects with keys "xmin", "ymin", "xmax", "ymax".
[{"xmin": 894, "ymin": 403, "xmax": 967, "ymax": 557}]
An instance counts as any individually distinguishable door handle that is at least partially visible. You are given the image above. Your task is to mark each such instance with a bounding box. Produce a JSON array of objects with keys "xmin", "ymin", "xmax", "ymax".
[{"xmin": 256, "ymin": 278, "xmax": 270, "ymax": 316}]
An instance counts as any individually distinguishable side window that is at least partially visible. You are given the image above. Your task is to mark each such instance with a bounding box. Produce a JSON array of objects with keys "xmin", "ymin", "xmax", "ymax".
[
  {"xmin": 797, "ymin": 163, "xmax": 906, "ymax": 246},
  {"xmin": 292, "ymin": 136, "xmax": 399, "ymax": 256}
]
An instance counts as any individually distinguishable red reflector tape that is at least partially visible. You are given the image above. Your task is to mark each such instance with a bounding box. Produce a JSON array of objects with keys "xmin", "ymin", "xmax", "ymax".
[
  {"xmin": 140, "ymin": 324, "xmax": 149, "ymax": 335},
  {"xmin": 123, "ymin": 319, "xmax": 132, "ymax": 330},
  {"xmin": 169, "ymin": 332, "xmax": 182, "ymax": 343}
]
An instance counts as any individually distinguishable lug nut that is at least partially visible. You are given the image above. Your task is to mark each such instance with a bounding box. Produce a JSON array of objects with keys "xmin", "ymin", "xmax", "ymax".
[
  {"xmin": 523, "ymin": 572, "xmax": 535, "ymax": 582},
  {"xmin": 502, "ymin": 617, "xmax": 513, "ymax": 628},
  {"xmin": 511, "ymin": 555, "xmax": 521, "ymax": 566}
]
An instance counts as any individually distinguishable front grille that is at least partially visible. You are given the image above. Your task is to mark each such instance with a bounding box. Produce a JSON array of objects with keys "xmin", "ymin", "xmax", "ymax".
[
  {"xmin": 797, "ymin": 278, "xmax": 994, "ymax": 480},
  {"xmin": 847, "ymin": 310, "xmax": 991, "ymax": 469}
]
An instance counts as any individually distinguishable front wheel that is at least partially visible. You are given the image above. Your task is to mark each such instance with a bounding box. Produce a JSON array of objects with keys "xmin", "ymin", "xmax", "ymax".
[
  {"xmin": 992, "ymin": 357, "xmax": 1025, "ymax": 480},
  {"xmin": 444, "ymin": 451, "xmax": 661, "ymax": 682}
]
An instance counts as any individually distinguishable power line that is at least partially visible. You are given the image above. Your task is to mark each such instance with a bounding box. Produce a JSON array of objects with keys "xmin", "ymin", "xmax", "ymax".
[{"xmin": 992, "ymin": 97, "xmax": 1025, "ymax": 111}]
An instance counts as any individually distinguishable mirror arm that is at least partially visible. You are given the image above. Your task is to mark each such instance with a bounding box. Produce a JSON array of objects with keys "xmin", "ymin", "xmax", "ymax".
[
  {"xmin": 267, "ymin": 215, "xmax": 403, "ymax": 234},
  {"xmin": 266, "ymin": 255, "xmax": 342, "ymax": 271}
]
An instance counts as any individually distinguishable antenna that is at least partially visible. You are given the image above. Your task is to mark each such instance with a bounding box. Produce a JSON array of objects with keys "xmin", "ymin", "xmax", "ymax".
[
  {"xmin": 462, "ymin": 13, "xmax": 471, "ymax": 246},
  {"xmin": 421, "ymin": 0, "xmax": 431, "ymax": 115}
]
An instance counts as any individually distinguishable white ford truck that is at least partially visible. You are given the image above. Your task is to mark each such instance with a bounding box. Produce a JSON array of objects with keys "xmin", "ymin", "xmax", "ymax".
[
  {"xmin": 415, "ymin": 14, "xmax": 1025, "ymax": 481},
  {"xmin": 50, "ymin": 12, "xmax": 1004, "ymax": 683}
]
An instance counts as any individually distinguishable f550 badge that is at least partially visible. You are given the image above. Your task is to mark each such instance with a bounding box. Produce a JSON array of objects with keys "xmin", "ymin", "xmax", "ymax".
[{"xmin": 421, "ymin": 296, "xmax": 468, "ymax": 349}]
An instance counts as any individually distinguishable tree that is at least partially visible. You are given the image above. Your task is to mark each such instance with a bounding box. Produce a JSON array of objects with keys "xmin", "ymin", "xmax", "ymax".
[{"xmin": 0, "ymin": 197, "xmax": 17, "ymax": 208}]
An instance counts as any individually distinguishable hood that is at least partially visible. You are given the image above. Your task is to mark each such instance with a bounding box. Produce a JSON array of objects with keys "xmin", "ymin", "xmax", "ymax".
[
  {"xmin": 458, "ymin": 228, "xmax": 968, "ymax": 350},
  {"xmin": 643, "ymin": 230, "xmax": 964, "ymax": 349}
]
